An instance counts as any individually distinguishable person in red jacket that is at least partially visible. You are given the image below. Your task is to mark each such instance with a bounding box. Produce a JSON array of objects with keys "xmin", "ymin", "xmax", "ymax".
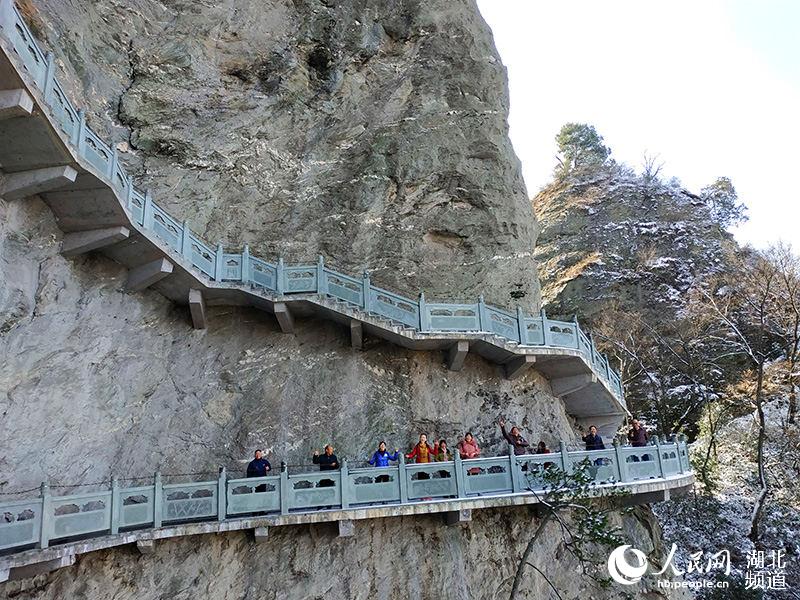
[{"xmin": 407, "ymin": 433, "xmax": 435, "ymax": 481}]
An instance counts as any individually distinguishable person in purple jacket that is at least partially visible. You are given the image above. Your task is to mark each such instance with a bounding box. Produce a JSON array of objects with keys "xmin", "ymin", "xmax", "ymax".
[{"xmin": 627, "ymin": 419, "xmax": 648, "ymax": 447}]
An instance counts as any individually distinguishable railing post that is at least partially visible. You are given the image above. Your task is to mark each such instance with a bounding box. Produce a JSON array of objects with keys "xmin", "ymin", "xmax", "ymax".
[
  {"xmin": 279, "ymin": 463, "xmax": 289, "ymax": 515},
  {"xmin": 517, "ymin": 306, "xmax": 526, "ymax": 344},
  {"xmin": 317, "ymin": 255, "xmax": 326, "ymax": 295},
  {"xmin": 38, "ymin": 482, "xmax": 51, "ymax": 549},
  {"xmin": 242, "ymin": 244, "xmax": 251, "ymax": 284},
  {"xmin": 509, "ymin": 445, "xmax": 522, "ymax": 493},
  {"xmin": 180, "ymin": 222, "xmax": 192, "ymax": 260},
  {"xmin": 214, "ymin": 243, "xmax": 224, "ymax": 281},
  {"xmin": 42, "ymin": 51, "xmax": 55, "ymax": 101},
  {"xmin": 110, "ymin": 476, "xmax": 120, "ymax": 535},
  {"xmin": 72, "ymin": 109, "xmax": 86, "ymax": 148},
  {"xmin": 142, "ymin": 190, "xmax": 153, "ymax": 228},
  {"xmin": 276, "ymin": 257, "xmax": 285, "ymax": 295},
  {"xmin": 108, "ymin": 146, "xmax": 118, "ymax": 181},
  {"xmin": 677, "ymin": 434, "xmax": 687, "ymax": 473},
  {"xmin": 613, "ymin": 439, "xmax": 628, "ymax": 482},
  {"xmin": 124, "ymin": 175, "xmax": 134, "ymax": 211},
  {"xmin": 419, "ymin": 293, "xmax": 430, "ymax": 332},
  {"xmin": 153, "ymin": 471, "xmax": 162, "ymax": 528},
  {"xmin": 454, "ymin": 453, "xmax": 466, "ymax": 498},
  {"xmin": 541, "ymin": 309, "xmax": 551, "ymax": 346},
  {"xmin": 340, "ymin": 460, "xmax": 349, "ymax": 510},
  {"xmin": 217, "ymin": 467, "xmax": 226, "ymax": 521},
  {"xmin": 478, "ymin": 295, "xmax": 488, "ymax": 332},
  {"xmin": 573, "ymin": 315, "xmax": 581, "ymax": 349},
  {"xmin": 362, "ymin": 271, "xmax": 371, "ymax": 313},
  {"xmin": 559, "ymin": 441, "xmax": 571, "ymax": 474},
  {"xmin": 398, "ymin": 454, "xmax": 409, "ymax": 503},
  {"xmin": 654, "ymin": 436, "xmax": 665, "ymax": 479}
]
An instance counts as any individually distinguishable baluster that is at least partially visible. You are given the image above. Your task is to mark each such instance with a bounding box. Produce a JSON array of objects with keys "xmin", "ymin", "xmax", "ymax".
[
  {"xmin": 279, "ymin": 463, "xmax": 289, "ymax": 515},
  {"xmin": 613, "ymin": 439, "xmax": 628, "ymax": 482},
  {"xmin": 559, "ymin": 441, "xmax": 571, "ymax": 474},
  {"xmin": 454, "ymin": 453, "xmax": 466, "ymax": 498},
  {"xmin": 153, "ymin": 471, "xmax": 163, "ymax": 528},
  {"xmin": 180, "ymin": 222, "xmax": 192, "ymax": 260},
  {"xmin": 654, "ymin": 436, "xmax": 665, "ymax": 478},
  {"xmin": 509, "ymin": 445, "xmax": 522, "ymax": 493},
  {"xmin": 142, "ymin": 190, "xmax": 153, "ymax": 228},
  {"xmin": 110, "ymin": 476, "xmax": 120, "ymax": 534},
  {"xmin": 125, "ymin": 175, "xmax": 134, "ymax": 211},
  {"xmin": 541, "ymin": 309, "xmax": 551, "ymax": 346},
  {"xmin": 108, "ymin": 146, "xmax": 118, "ymax": 181},
  {"xmin": 317, "ymin": 255, "xmax": 326, "ymax": 295},
  {"xmin": 419, "ymin": 292, "xmax": 430, "ymax": 332},
  {"xmin": 340, "ymin": 460, "xmax": 349, "ymax": 510},
  {"xmin": 214, "ymin": 243, "xmax": 224, "ymax": 281},
  {"xmin": 362, "ymin": 271, "xmax": 371, "ymax": 312},
  {"xmin": 72, "ymin": 109, "xmax": 85, "ymax": 148},
  {"xmin": 276, "ymin": 257, "xmax": 285, "ymax": 295},
  {"xmin": 516, "ymin": 306, "xmax": 526, "ymax": 344},
  {"xmin": 38, "ymin": 481, "xmax": 51, "ymax": 549},
  {"xmin": 677, "ymin": 434, "xmax": 686, "ymax": 473},
  {"xmin": 217, "ymin": 467, "xmax": 226, "ymax": 521},
  {"xmin": 398, "ymin": 454, "xmax": 409, "ymax": 503},
  {"xmin": 573, "ymin": 315, "xmax": 581, "ymax": 350},
  {"xmin": 242, "ymin": 245, "xmax": 251, "ymax": 284},
  {"xmin": 478, "ymin": 295, "xmax": 488, "ymax": 332},
  {"xmin": 42, "ymin": 51, "xmax": 55, "ymax": 101}
]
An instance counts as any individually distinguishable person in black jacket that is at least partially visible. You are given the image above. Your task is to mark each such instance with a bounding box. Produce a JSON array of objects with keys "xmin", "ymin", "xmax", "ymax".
[
  {"xmin": 246, "ymin": 449, "xmax": 271, "ymax": 492},
  {"xmin": 312, "ymin": 445, "xmax": 339, "ymax": 488},
  {"xmin": 582, "ymin": 425, "xmax": 606, "ymax": 450}
]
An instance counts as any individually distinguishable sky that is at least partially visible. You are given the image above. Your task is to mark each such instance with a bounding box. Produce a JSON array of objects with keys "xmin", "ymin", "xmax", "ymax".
[{"xmin": 476, "ymin": 0, "xmax": 800, "ymax": 249}]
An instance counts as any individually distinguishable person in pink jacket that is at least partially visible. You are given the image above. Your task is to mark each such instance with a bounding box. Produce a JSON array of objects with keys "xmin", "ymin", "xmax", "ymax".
[{"xmin": 458, "ymin": 432, "xmax": 481, "ymax": 476}]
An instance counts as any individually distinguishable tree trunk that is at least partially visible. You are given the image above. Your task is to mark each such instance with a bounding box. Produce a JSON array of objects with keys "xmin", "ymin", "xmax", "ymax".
[
  {"xmin": 748, "ymin": 362, "xmax": 769, "ymax": 542},
  {"xmin": 510, "ymin": 511, "xmax": 553, "ymax": 600}
]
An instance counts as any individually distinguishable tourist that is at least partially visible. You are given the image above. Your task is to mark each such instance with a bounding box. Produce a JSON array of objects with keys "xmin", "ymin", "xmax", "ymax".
[
  {"xmin": 627, "ymin": 419, "xmax": 648, "ymax": 447},
  {"xmin": 312, "ymin": 444, "xmax": 339, "ymax": 470},
  {"xmin": 246, "ymin": 449, "xmax": 271, "ymax": 492},
  {"xmin": 535, "ymin": 441, "xmax": 551, "ymax": 454},
  {"xmin": 369, "ymin": 441, "xmax": 399, "ymax": 483},
  {"xmin": 406, "ymin": 434, "xmax": 434, "ymax": 463},
  {"xmin": 433, "ymin": 439, "xmax": 452, "ymax": 461},
  {"xmin": 499, "ymin": 419, "xmax": 530, "ymax": 455},
  {"xmin": 458, "ymin": 432, "xmax": 481, "ymax": 475},
  {"xmin": 406, "ymin": 433, "xmax": 435, "ymax": 481},
  {"xmin": 582, "ymin": 425, "xmax": 605, "ymax": 450}
]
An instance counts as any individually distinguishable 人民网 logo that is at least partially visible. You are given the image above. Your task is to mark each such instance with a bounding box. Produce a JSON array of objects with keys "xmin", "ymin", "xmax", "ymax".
[{"xmin": 607, "ymin": 544, "xmax": 649, "ymax": 585}]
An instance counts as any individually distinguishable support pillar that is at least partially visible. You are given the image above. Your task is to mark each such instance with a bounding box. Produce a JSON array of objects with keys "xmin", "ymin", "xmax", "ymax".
[
  {"xmin": 337, "ymin": 519, "xmax": 355, "ymax": 538},
  {"xmin": 446, "ymin": 340, "xmax": 469, "ymax": 371},
  {"xmin": 61, "ymin": 226, "xmax": 130, "ymax": 257},
  {"xmin": 273, "ymin": 302, "xmax": 294, "ymax": 334},
  {"xmin": 350, "ymin": 319, "xmax": 362, "ymax": 350},
  {"xmin": 126, "ymin": 258, "xmax": 173, "ymax": 292},
  {"xmin": 136, "ymin": 539, "xmax": 155, "ymax": 555},
  {"xmin": 445, "ymin": 509, "xmax": 471, "ymax": 526},
  {"xmin": 0, "ymin": 88, "xmax": 34, "ymax": 120},
  {"xmin": 253, "ymin": 526, "xmax": 269, "ymax": 543},
  {"xmin": 504, "ymin": 355, "xmax": 535, "ymax": 380},
  {"xmin": 189, "ymin": 289, "xmax": 207, "ymax": 329},
  {"xmin": 0, "ymin": 165, "xmax": 78, "ymax": 200}
]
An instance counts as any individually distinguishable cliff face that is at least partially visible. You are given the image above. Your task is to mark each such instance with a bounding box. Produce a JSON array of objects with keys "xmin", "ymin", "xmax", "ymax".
[
  {"xmin": 0, "ymin": 2, "xmax": 683, "ymax": 599},
  {"xmin": 22, "ymin": 0, "xmax": 539, "ymax": 308}
]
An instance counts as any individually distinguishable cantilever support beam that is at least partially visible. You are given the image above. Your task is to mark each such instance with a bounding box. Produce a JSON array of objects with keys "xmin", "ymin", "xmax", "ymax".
[
  {"xmin": 0, "ymin": 88, "xmax": 34, "ymax": 120},
  {"xmin": 61, "ymin": 226, "xmax": 130, "ymax": 257},
  {"xmin": 126, "ymin": 258, "xmax": 173, "ymax": 292},
  {"xmin": 189, "ymin": 289, "xmax": 207, "ymax": 329},
  {"xmin": 504, "ymin": 355, "xmax": 535, "ymax": 380},
  {"xmin": 445, "ymin": 509, "xmax": 471, "ymax": 526},
  {"xmin": 136, "ymin": 539, "xmax": 155, "ymax": 555},
  {"xmin": 338, "ymin": 520, "xmax": 355, "ymax": 538},
  {"xmin": 0, "ymin": 165, "xmax": 77, "ymax": 201},
  {"xmin": 350, "ymin": 320, "xmax": 363, "ymax": 350},
  {"xmin": 253, "ymin": 526, "xmax": 269, "ymax": 543},
  {"xmin": 273, "ymin": 302, "xmax": 294, "ymax": 334},
  {"xmin": 551, "ymin": 373, "xmax": 597, "ymax": 397},
  {"xmin": 446, "ymin": 340, "xmax": 469, "ymax": 371}
]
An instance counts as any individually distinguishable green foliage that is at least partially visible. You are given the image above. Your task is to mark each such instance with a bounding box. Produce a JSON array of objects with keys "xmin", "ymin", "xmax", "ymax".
[
  {"xmin": 555, "ymin": 122, "xmax": 611, "ymax": 176},
  {"xmin": 701, "ymin": 177, "xmax": 747, "ymax": 229}
]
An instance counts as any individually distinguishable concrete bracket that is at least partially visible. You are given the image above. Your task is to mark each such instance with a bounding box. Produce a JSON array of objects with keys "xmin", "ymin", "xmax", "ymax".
[
  {"xmin": 504, "ymin": 355, "xmax": 536, "ymax": 380},
  {"xmin": 126, "ymin": 258, "xmax": 173, "ymax": 292},
  {"xmin": 61, "ymin": 226, "xmax": 130, "ymax": 257},
  {"xmin": 0, "ymin": 165, "xmax": 77, "ymax": 201},
  {"xmin": 189, "ymin": 288, "xmax": 207, "ymax": 329},
  {"xmin": 0, "ymin": 88, "xmax": 34, "ymax": 120},
  {"xmin": 273, "ymin": 302, "xmax": 294, "ymax": 334},
  {"xmin": 446, "ymin": 340, "xmax": 469, "ymax": 371}
]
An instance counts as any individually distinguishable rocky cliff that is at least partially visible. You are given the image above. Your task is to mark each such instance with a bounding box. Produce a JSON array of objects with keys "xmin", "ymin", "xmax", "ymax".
[{"xmin": 1, "ymin": 2, "xmax": 682, "ymax": 599}]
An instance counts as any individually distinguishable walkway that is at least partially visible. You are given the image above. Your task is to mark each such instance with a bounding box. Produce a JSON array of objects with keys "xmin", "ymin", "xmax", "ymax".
[
  {"xmin": 0, "ymin": 440, "xmax": 694, "ymax": 581},
  {"xmin": 0, "ymin": 0, "xmax": 626, "ymax": 427}
]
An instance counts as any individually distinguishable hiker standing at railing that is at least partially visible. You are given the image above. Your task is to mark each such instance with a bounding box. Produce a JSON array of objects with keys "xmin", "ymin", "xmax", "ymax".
[
  {"xmin": 627, "ymin": 419, "xmax": 648, "ymax": 447},
  {"xmin": 368, "ymin": 441, "xmax": 400, "ymax": 483},
  {"xmin": 433, "ymin": 439, "xmax": 452, "ymax": 461},
  {"xmin": 582, "ymin": 425, "xmax": 606, "ymax": 450},
  {"xmin": 406, "ymin": 433, "xmax": 435, "ymax": 480},
  {"xmin": 458, "ymin": 432, "xmax": 481, "ymax": 475},
  {"xmin": 313, "ymin": 445, "xmax": 339, "ymax": 470},
  {"xmin": 498, "ymin": 419, "xmax": 530, "ymax": 455},
  {"xmin": 246, "ymin": 449, "xmax": 272, "ymax": 492}
]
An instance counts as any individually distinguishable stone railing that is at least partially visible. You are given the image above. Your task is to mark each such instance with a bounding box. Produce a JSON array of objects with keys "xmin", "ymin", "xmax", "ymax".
[
  {"xmin": 0, "ymin": 0, "xmax": 623, "ymax": 402},
  {"xmin": 0, "ymin": 439, "xmax": 691, "ymax": 553}
]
